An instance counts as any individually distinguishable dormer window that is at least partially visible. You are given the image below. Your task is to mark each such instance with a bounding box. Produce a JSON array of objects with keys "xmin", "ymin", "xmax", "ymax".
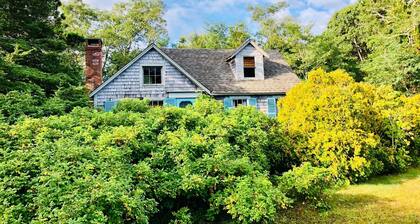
[{"xmin": 243, "ymin": 57, "xmax": 255, "ymax": 78}]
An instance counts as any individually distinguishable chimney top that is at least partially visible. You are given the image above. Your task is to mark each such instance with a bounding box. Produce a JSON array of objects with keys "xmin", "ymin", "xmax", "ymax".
[
  {"xmin": 86, "ymin": 38, "xmax": 102, "ymax": 47},
  {"xmin": 85, "ymin": 38, "xmax": 103, "ymax": 92}
]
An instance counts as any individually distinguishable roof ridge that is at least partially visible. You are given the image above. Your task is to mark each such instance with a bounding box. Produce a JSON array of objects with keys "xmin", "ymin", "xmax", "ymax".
[{"xmin": 161, "ymin": 47, "xmax": 235, "ymax": 51}]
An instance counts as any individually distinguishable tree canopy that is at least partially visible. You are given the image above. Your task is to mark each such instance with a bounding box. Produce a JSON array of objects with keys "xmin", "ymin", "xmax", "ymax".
[
  {"xmin": 278, "ymin": 68, "xmax": 419, "ymax": 182},
  {"xmin": 175, "ymin": 23, "xmax": 250, "ymax": 49},
  {"xmin": 295, "ymin": 0, "xmax": 420, "ymax": 92},
  {"xmin": 0, "ymin": 0, "xmax": 88, "ymax": 123},
  {"xmin": 61, "ymin": 0, "xmax": 168, "ymax": 78}
]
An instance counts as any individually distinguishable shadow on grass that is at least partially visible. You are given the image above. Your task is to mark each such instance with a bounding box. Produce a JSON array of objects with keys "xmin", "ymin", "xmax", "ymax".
[
  {"xmin": 329, "ymin": 192, "xmax": 387, "ymax": 208},
  {"xmin": 364, "ymin": 166, "xmax": 420, "ymax": 185},
  {"xmin": 277, "ymin": 167, "xmax": 420, "ymax": 224},
  {"xmin": 277, "ymin": 193, "xmax": 418, "ymax": 224}
]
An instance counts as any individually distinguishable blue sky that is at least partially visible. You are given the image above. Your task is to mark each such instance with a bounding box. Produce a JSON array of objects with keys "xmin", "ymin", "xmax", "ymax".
[{"xmin": 82, "ymin": 0, "xmax": 356, "ymax": 43}]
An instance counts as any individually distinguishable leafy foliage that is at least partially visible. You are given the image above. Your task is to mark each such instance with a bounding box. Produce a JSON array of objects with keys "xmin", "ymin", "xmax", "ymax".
[
  {"xmin": 113, "ymin": 98, "xmax": 151, "ymax": 113},
  {"xmin": 0, "ymin": 97, "xmax": 305, "ymax": 223},
  {"xmin": 278, "ymin": 68, "xmax": 419, "ymax": 182},
  {"xmin": 248, "ymin": 0, "xmax": 419, "ymax": 93},
  {"xmin": 302, "ymin": 0, "xmax": 420, "ymax": 92},
  {"xmin": 0, "ymin": 0, "xmax": 88, "ymax": 123},
  {"xmin": 175, "ymin": 23, "xmax": 250, "ymax": 49},
  {"xmin": 277, "ymin": 163, "xmax": 335, "ymax": 209},
  {"xmin": 249, "ymin": 2, "xmax": 313, "ymax": 79},
  {"xmin": 61, "ymin": 0, "xmax": 168, "ymax": 78}
]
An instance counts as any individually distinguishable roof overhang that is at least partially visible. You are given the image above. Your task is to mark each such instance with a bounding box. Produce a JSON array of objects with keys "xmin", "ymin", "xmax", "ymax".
[
  {"xmin": 225, "ymin": 39, "xmax": 270, "ymax": 62},
  {"xmin": 211, "ymin": 92, "xmax": 286, "ymax": 96}
]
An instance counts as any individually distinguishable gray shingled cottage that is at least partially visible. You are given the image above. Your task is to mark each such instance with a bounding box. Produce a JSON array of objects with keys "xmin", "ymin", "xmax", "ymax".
[{"xmin": 86, "ymin": 39, "xmax": 300, "ymax": 117}]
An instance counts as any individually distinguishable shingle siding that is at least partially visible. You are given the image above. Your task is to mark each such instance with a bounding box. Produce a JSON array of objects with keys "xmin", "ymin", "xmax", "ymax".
[
  {"xmin": 94, "ymin": 49, "xmax": 200, "ymax": 107},
  {"xmin": 215, "ymin": 95, "xmax": 283, "ymax": 116},
  {"xmin": 234, "ymin": 45, "xmax": 264, "ymax": 80},
  {"xmin": 91, "ymin": 42, "xmax": 299, "ymax": 116}
]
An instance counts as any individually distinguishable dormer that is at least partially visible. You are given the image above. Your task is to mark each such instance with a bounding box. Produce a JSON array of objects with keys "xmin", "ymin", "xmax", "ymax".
[{"xmin": 226, "ymin": 39, "xmax": 269, "ymax": 80}]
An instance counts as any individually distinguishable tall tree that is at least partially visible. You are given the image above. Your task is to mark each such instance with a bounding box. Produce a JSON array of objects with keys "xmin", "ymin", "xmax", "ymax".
[
  {"xmin": 0, "ymin": 0, "xmax": 88, "ymax": 123},
  {"xmin": 249, "ymin": 2, "xmax": 313, "ymax": 78},
  {"xmin": 60, "ymin": 0, "xmax": 98, "ymax": 38},
  {"xmin": 305, "ymin": 0, "xmax": 420, "ymax": 93},
  {"xmin": 175, "ymin": 23, "xmax": 250, "ymax": 49},
  {"xmin": 61, "ymin": 0, "xmax": 168, "ymax": 78}
]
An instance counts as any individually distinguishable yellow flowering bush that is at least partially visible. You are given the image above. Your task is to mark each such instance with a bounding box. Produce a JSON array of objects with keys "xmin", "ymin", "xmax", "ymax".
[{"xmin": 278, "ymin": 68, "xmax": 418, "ymax": 182}]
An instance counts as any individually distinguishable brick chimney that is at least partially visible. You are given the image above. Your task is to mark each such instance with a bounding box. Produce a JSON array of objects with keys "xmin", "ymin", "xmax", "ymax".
[{"xmin": 85, "ymin": 38, "xmax": 103, "ymax": 92}]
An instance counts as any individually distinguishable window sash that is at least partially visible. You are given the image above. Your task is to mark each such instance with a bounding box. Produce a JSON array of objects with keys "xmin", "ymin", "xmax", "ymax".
[
  {"xmin": 244, "ymin": 67, "xmax": 255, "ymax": 78},
  {"xmin": 149, "ymin": 100, "xmax": 163, "ymax": 107},
  {"xmin": 233, "ymin": 99, "xmax": 248, "ymax": 107},
  {"xmin": 143, "ymin": 66, "xmax": 162, "ymax": 84},
  {"xmin": 244, "ymin": 57, "xmax": 255, "ymax": 68}
]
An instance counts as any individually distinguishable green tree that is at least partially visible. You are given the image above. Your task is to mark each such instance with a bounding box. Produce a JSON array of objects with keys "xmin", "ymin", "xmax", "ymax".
[
  {"xmin": 0, "ymin": 0, "xmax": 88, "ymax": 123},
  {"xmin": 305, "ymin": 0, "xmax": 420, "ymax": 92},
  {"xmin": 175, "ymin": 23, "xmax": 250, "ymax": 49},
  {"xmin": 60, "ymin": 0, "xmax": 98, "ymax": 37},
  {"xmin": 61, "ymin": 0, "xmax": 168, "ymax": 78},
  {"xmin": 249, "ymin": 2, "xmax": 313, "ymax": 78},
  {"xmin": 278, "ymin": 68, "xmax": 418, "ymax": 182}
]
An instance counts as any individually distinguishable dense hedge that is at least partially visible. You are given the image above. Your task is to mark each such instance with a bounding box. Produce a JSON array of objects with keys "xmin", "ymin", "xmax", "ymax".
[
  {"xmin": 0, "ymin": 96, "xmax": 329, "ymax": 223},
  {"xmin": 278, "ymin": 68, "xmax": 420, "ymax": 182}
]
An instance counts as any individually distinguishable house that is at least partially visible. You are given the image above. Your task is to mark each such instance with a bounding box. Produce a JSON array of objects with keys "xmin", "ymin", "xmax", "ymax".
[{"xmin": 86, "ymin": 38, "xmax": 300, "ymax": 117}]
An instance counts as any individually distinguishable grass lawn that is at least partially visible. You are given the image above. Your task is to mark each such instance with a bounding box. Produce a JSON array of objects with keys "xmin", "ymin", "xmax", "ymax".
[{"xmin": 277, "ymin": 167, "xmax": 420, "ymax": 224}]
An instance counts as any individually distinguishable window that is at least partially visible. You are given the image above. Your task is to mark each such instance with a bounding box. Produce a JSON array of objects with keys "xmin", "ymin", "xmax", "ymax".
[
  {"xmin": 243, "ymin": 57, "xmax": 255, "ymax": 78},
  {"xmin": 143, "ymin": 66, "xmax": 162, "ymax": 84},
  {"xmin": 149, "ymin": 100, "xmax": 163, "ymax": 107},
  {"xmin": 233, "ymin": 99, "xmax": 247, "ymax": 107},
  {"xmin": 179, "ymin": 101, "xmax": 193, "ymax": 108}
]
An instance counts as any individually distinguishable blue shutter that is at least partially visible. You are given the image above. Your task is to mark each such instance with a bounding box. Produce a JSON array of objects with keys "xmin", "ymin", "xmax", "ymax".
[
  {"xmin": 164, "ymin": 98, "xmax": 177, "ymax": 107},
  {"xmin": 248, "ymin": 97, "xmax": 257, "ymax": 107},
  {"xmin": 267, "ymin": 97, "xmax": 277, "ymax": 117},
  {"xmin": 104, "ymin": 100, "xmax": 117, "ymax": 112},
  {"xmin": 223, "ymin": 97, "xmax": 233, "ymax": 109}
]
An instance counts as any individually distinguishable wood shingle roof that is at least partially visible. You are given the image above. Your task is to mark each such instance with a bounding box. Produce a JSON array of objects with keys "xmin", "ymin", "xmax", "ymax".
[{"xmin": 161, "ymin": 48, "xmax": 300, "ymax": 95}]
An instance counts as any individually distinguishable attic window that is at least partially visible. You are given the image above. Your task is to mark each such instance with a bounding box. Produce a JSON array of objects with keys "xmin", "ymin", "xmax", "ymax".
[
  {"xmin": 143, "ymin": 66, "xmax": 162, "ymax": 84},
  {"xmin": 243, "ymin": 57, "xmax": 255, "ymax": 78}
]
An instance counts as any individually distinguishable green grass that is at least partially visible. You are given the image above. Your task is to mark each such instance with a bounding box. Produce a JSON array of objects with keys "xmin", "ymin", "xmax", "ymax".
[{"xmin": 277, "ymin": 167, "xmax": 420, "ymax": 224}]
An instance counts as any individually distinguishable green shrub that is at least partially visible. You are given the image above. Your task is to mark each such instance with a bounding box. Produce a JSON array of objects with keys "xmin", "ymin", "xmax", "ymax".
[
  {"xmin": 113, "ymin": 98, "xmax": 150, "ymax": 113},
  {"xmin": 278, "ymin": 68, "xmax": 419, "ymax": 182},
  {"xmin": 277, "ymin": 163, "xmax": 335, "ymax": 209},
  {"xmin": 0, "ymin": 97, "xmax": 300, "ymax": 223},
  {"xmin": 0, "ymin": 87, "xmax": 89, "ymax": 124},
  {"xmin": 222, "ymin": 174, "xmax": 291, "ymax": 223}
]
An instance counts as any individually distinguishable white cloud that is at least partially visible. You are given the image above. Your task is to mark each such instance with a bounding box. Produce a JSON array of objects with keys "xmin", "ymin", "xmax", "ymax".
[
  {"xmin": 83, "ymin": 0, "xmax": 120, "ymax": 10},
  {"xmin": 307, "ymin": 0, "xmax": 349, "ymax": 11},
  {"xmin": 78, "ymin": 0, "xmax": 355, "ymax": 41},
  {"xmin": 297, "ymin": 7, "xmax": 331, "ymax": 34},
  {"xmin": 164, "ymin": 4, "xmax": 203, "ymax": 40},
  {"xmin": 163, "ymin": 0, "xmax": 274, "ymax": 41}
]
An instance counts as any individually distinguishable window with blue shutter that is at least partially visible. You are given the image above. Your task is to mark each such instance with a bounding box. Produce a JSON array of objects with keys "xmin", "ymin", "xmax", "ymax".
[
  {"xmin": 267, "ymin": 97, "xmax": 277, "ymax": 117},
  {"xmin": 104, "ymin": 100, "xmax": 118, "ymax": 112},
  {"xmin": 176, "ymin": 98, "xmax": 195, "ymax": 108},
  {"xmin": 164, "ymin": 98, "xmax": 177, "ymax": 106},
  {"xmin": 223, "ymin": 97, "xmax": 233, "ymax": 109},
  {"xmin": 248, "ymin": 97, "xmax": 257, "ymax": 107}
]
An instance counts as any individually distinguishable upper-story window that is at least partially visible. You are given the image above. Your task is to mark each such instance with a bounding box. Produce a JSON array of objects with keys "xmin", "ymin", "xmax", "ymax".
[
  {"xmin": 243, "ymin": 57, "xmax": 255, "ymax": 78},
  {"xmin": 143, "ymin": 66, "xmax": 162, "ymax": 84}
]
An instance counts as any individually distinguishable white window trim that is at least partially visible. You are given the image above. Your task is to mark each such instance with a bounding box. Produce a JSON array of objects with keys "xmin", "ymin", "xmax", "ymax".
[
  {"xmin": 141, "ymin": 64, "xmax": 165, "ymax": 86},
  {"xmin": 232, "ymin": 98, "xmax": 249, "ymax": 107},
  {"xmin": 242, "ymin": 55, "xmax": 257, "ymax": 80}
]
